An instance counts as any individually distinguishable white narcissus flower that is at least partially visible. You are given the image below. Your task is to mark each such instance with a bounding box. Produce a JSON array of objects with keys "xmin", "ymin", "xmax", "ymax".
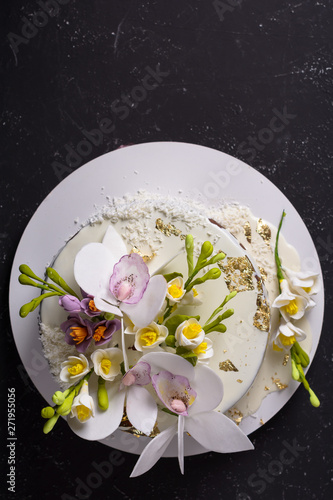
[
  {"xmin": 70, "ymin": 380, "xmax": 95, "ymax": 422},
  {"xmin": 283, "ymin": 268, "xmax": 321, "ymax": 297},
  {"xmin": 272, "ymin": 319, "xmax": 307, "ymax": 352},
  {"xmin": 91, "ymin": 348, "xmax": 123, "ymax": 381},
  {"xmin": 130, "ymin": 352, "xmax": 253, "ymax": 477},
  {"xmin": 166, "ymin": 277, "xmax": 186, "ymax": 303},
  {"xmin": 60, "ymin": 354, "xmax": 90, "ymax": 383},
  {"xmin": 175, "ymin": 318, "xmax": 205, "ymax": 350},
  {"xmin": 134, "ymin": 322, "xmax": 168, "ymax": 352},
  {"xmin": 192, "ymin": 337, "xmax": 214, "ymax": 364},
  {"xmin": 272, "ymin": 279, "xmax": 311, "ymax": 322}
]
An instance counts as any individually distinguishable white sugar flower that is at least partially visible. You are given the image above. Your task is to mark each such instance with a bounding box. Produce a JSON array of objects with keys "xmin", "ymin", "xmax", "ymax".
[
  {"xmin": 70, "ymin": 380, "xmax": 95, "ymax": 422},
  {"xmin": 166, "ymin": 277, "xmax": 186, "ymax": 303},
  {"xmin": 192, "ymin": 337, "xmax": 214, "ymax": 364},
  {"xmin": 272, "ymin": 319, "xmax": 307, "ymax": 352},
  {"xmin": 134, "ymin": 322, "xmax": 168, "ymax": 352},
  {"xmin": 180, "ymin": 287, "xmax": 203, "ymax": 306},
  {"xmin": 91, "ymin": 348, "xmax": 123, "ymax": 381},
  {"xmin": 272, "ymin": 279, "xmax": 311, "ymax": 322},
  {"xmin": 175, "ymin": 318, "xmax": 205, "ymax": 350},
  {"xmin": 283, "ymin": 268, "xmax": 321, "ymax": 297},
  {"xmin": 60, "ymin": 354, "xmax": 90, "ymax": 383}
]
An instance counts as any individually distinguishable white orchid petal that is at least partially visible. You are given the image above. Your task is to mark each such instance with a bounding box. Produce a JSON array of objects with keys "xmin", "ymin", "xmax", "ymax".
[
  {"xmin": 102, "ymin": 225, "xmax": 128, "ymax": 260},
  {"xmin": 68, "ymin": 379, "xmax": 125, "ymax": 441},
  {"xmin": 150, "ymin": 250, "xmax": 184, "ymax": 276},
  {"xmin": 140, "ymin": 352, "xmax": 195, "ymax": 381},
  {"xmin": 190, "ymin": 364, "xmax": 224, "ymax": 414},
  {"xmin": 120, "ymin": 275, "xmax": 167, "ymax": 328},
  {"xmin": 74, "ymin": 243, "xmax": 117, "ymax": 298},
  {"xmin": 130, "ymin": 424, "xmax": 177, "ymax": 478},
  {"xmin": 185, "ymin": 412, "xmax": 254, "ymax": 453},
  {"xmin": 94, "ymin": 297, "xmax": 122, "ymax": 316},
  {"xmin": 126, "ymin": 385, "xmax": 158, "ymax": 436},
  {"xmin": 178, "ymin": 415, "xmax": 185, "ymax": 475}
]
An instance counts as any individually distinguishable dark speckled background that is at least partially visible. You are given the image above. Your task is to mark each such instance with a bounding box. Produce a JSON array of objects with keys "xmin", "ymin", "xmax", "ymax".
[{"xmin": 1, "ymin": 1, "xmax": 333, "ymax": 499}]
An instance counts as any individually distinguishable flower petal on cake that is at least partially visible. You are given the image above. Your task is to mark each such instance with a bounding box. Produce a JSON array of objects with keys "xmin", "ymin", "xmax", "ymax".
[
  {"xmin": 102, "ymin": 225, "xmax": 127, "ymax": 260},
  {"xmin": 74, "ymin": 242, "xmax": 118, "ymax": 303},
  {"xmin": 67, "ymin": 378, "xmax": 126, "ymax": 441},
  {"xmin": 189, "ymin": 364, "xmax": 224, "ymax": 414},
  {"xmin": 93, "ymin": 297, "xmax": 122, "ymax": 317},
  {"xmin": 120, "ymin": 275, "xmax": 167, "ymax": 328},
  {"xmin": 150, "ymin": 249, "xmax": 183, "ymax": 276},
  {"xmin": 178, "ymin": 415, "xmax": 185, "ymax": 475},
  {"xmin": 110, "ymin": 254, "xmax": 150, "ymax": 304},
  {"xmin": 126, "ymin": 385, "xmax": 158, "ymax": 436},
  {"xmin": 185, "ymin": 412, "xmax": 254, "ymax": 453},
  {"xmin": 130, "ymin": 424, "xmax": 177, "ymax": 478},
  {"xmin": 140, "ymin": 352, "xmax": 195, "ymax": 381},
  {"xmin": 152, "ymin": 371, "xmax": 196, "ymax": 416}
]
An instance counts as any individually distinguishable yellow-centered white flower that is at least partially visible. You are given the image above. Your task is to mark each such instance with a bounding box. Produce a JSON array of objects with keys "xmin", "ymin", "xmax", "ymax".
[
  {"xmin": 166, "ymin": 277, "xmax": 186, "ymax": 303},
  {"xmin": 60, "ymin": 354, "xmax": 90, "ymax": 383},
  {"xmin": 134, "ymin": 322, "xmax": 168, "ymax": 352},
  {"xmin": 272, "ymin": 319, "xmax": 307, "ymax": 352},
  {"xmin": 272, "ymin": 279, "xmax": 309, "ymax": 321},
  {"xmin": 175, "ymin": 318, "xmax": 205, "ymax": 350},
  {"xmin": 192, "ymin": 337, "xmax": 214, "ymax": 364},
  {"xmin": 283, "ymin": 268, "xmax": 321, "ymax": 297},
  {"xmin": 91, "ymin": 347, "xmax": 123, "ymax": 381},
  {"xmin": 180, "ymin": 287, "xmax": 203, "ymax": 306},
  {"xmin": 70, "ymin": 380, "xmax": 95, "ymax": 422}
]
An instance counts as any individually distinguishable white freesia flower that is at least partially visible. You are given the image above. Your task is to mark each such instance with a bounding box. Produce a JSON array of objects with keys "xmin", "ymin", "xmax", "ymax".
[
  {"xmin": 60, "ymin": 354, "xmax": 90, "ymax": 383},
  {"xmin": 91, "ymin": 348, "xmax": 123, "ymax": 381},
  {"xmin": 283, "ymin": 268, "xmax": 321, "ymax": 297},
  {"xmin": 166, "ymin": 277, "xmax": 186, "ymax": 303},
  {"xmin": 175, "ymin": 318, "xmax": 205, "ymax": 350},
  {"xmin": 192, "ymin": 337, "xmax": 214, "ymax": 364},
  {"xmin": 272, "ymin": 279, "xmax": 310, "ymax": 322},
  {"xmin": 70, "ymin": 380, "xmax": 95, "ymax": 422},
  {"xmin": 131, "ymin": 352, "xmax": 253, "ymax": 477},
  {"xmin": 272, "ymin": 319, "xmax": 307, "ymax": 352},
  {"xmin": 134, "ymin": 322, "xmax": 168, "ymax": 352},
  {"xmin": 180, "ymin": 287, "xmax": 203, "ymax": 306}
]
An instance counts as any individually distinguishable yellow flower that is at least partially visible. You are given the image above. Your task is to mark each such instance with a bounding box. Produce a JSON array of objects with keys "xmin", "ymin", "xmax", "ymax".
[
  {"xmin": 134, "ymin": 322, "xmax": 168, "ymax": 352},
  {"xmin": 91, "ymin": 348, "xmax": 123, "ymax": 381},
  {"xmin": 166, "ymin": 277, "xmax": 186, "ymax": 303},
  {"xmin": 175, "ymin": 318, "xmax": 205, "ymax": 350},
  {"xmin": 272, "ymin": 319, "xmax": 307, "ymax": 352},
  {"xmin": 60, "ymin": 354, "xmax": 90, "ymax": 383},
  {"xmin": 70, "ymin": 380, "xmax": 95, "ymax": 423}
]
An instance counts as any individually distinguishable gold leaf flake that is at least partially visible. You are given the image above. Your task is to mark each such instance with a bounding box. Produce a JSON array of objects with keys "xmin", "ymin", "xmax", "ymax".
[
  {"xmin": 253, "ymin": 294, "xmax": 270, "ymax": 332},
  {"xmin": 155, "ymin": 218, "xmax": 183, "ymax": 238},
  {"xmin": 264, "ymin": 386, "xmax": 270, "ymax": 391},
  {"xmin": 130, "ymin": 246, "xmax": 155, "ymax": 263},
  {"xmin": 256, "ymin": 218, "xmax": 271, "ymax": 244},
  {"xmin": 260, "ymin": 419, "xmax": 264, "ymax": 425},
  {"xmin": 237, "ymin": 379, "xmax": 243, "ymax": 383},
  {"xmin": 228, "ymin": 408, "xmax": 244, "ymax": 425},
  {"xmin": 219, "ymin": 256, "xmax": 255, "ymax": 292},
  {"xmin": 120, "ymin": 411, "xmax": 160, "ymax": 438},
  {"xmin": 243, "ymin": 221, "xmax": 252, "ymax": 243},
  {"xmin": 272, "ymin": 377, "xmax": 288, "ymax": 390},
  {"xmin": 219, "ymin": 359, "xmax": 239, "ymax": 372},
  {"xmin": 283, "ymin": 354, "xmax": 290, "ymax": 366},
  {"xmin": 259, "ymin": 267, "xmax": 267, "ymax": 282}
]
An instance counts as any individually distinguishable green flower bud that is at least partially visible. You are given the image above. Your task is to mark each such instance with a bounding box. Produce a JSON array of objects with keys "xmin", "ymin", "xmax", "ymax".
[
  {"xmin": 291, "ymin": 359, "xmax": 300, "ymax": 381},
  {"xmin": 165, "ymin": 335, "xmax": 176, "ymax": 348},
  {"xmin": 97, "ymin": 377, "xmax": 109, "ymax": 411},
  {"xmin": 104, "ymin": 313, "xmax": 115, "ymax": 321},
  {"xmin": 41, "ymin": 406, "xmax": 55, "ymax": 419},
  {"xmin": 56, "ymin": 390, "xmax": 75, "ymax": 416},
  {"xmin": 309, "ymin": 388, "xmax": 320, "ymax": 408},
  {"xmin": 185, "ymin": 234, "xmax": 194, "ymax": 276},
  {"xmin": 43, "ymin": 413, "xmax": 60, "ymax": 434},
  {"xmin": 52, "ymin": 388, "xmax": 71, "ymax": 405},
  {"xmin": 206, "ymin": 252, "xmax": 226, "ymax": 265},
  {"xmin": 196, "ymin": 241, "xmax": 213, "ymax": 269}
]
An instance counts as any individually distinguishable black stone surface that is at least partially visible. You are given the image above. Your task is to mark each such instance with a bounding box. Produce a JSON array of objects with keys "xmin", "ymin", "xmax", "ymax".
[{"xmin": 1, "ymin": 1, "xmax": 332, "ymax": 499}]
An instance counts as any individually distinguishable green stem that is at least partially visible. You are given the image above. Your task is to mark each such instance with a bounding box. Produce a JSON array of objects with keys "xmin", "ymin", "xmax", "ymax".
[{"xmin": 275, "ymin": 210, "xmax": 286, "ymax": 286}]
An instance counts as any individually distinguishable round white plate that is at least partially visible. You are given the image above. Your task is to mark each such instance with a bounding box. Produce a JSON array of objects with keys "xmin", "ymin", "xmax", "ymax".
[{"xmin": 9, "ymin": 142, "xmax": 324, "ymax": 457}]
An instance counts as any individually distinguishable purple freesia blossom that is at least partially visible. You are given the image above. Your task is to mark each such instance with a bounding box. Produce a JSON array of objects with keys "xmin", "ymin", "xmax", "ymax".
[
  {"xmin": 59, "ymin": 295, "xmax": 82, "ymax": 313},
  {"xmin": 152, "ymin": 371, "xmax": 197, "ymax": 416},
  {"xmin": 81, "ymin": 296, "xmax": 102, "ymax": 317},
  {"xmin": 93, "ymin": 318, "xmax": 121, "ymax": 346},
  {"xmin": 61, "ymin": 314, "xmax": 94, "ymax": 353}
]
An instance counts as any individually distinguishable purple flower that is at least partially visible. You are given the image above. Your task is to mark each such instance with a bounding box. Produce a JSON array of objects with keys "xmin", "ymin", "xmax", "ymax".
[
  {"xmin": 110, "ymin": 253, "xmax": 150, "ymax": 304},
  {"xmin": 61, "ymin": 314, "xmax": 94, "ymax": 353},
  {"xmin": 92, "ymin": 319, "xmax": 121, "ymax": 346},
  {"xmin": 81, "ymin": 296, "xmax": 102, "ymax": 317},
  {"xmin": 59, "ymin": 295, "xmax": 82, "ymax": 313},
  {"xmin": 152, "ymin": 370, "xmax": 197, "ymax": 416}
]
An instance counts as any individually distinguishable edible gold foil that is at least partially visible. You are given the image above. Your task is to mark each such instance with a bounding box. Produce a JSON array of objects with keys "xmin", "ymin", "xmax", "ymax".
[
  {"xmin": 120, "ymin": 411, "xmax": 160, "ymax": 438},
  {"xmin": 243, "ymin": 221, "xmax": 252, "ymax": 243},
  {"xmin": 130, "ymin": 246, "xmax": 155, "ymax": 263},
  {"xmin": 264, "ymin": 386, "xmax": 270, "ymax": 391},
  {"xmin": 283, "ymin": 354, "xmax": 290, "ymax": 366},
  {"xmin": 155, "ymin": 218, "xmax": 184, "ymax": 238},
  {"xmin": 256, "ymin": 218, "xmax": 271, "ymax": 244},
  {"xmin": 219, "ymin": 359, "xmax": 239, "ymax": 372},
  {"xmin": 272, "ymin": 377, "xmax": 288, "ymax": 390},
  {"xmin": 260, "ymin": 419, "xmax": 264, "ymax": 425},
  {"xmin": 259, "ymin": 267, "xmax": 267, "ymax": 282},
  {"xmin": 253, "ymin": 294, "xmax": 270, "ymax": 332},
  {"xmin": 228, "ymin": 408, "xmax": 243, "ymax": 425},
  {"xmin": 219, "ymin": 256, "xmax": 255, "ymax": 292},
  {"xmin": 236, "ymin": 379, "xmax": 243, "ymax": 383}
]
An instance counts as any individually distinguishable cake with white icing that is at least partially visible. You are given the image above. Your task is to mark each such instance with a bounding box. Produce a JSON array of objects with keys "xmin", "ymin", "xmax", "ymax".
[{"xmin": 18, "ymin": 193, "xmax": 320, "ymax": 476}]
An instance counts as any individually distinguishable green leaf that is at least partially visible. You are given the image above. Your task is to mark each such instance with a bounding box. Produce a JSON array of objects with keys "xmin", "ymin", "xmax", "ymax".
[
  {"xmin": 161, "ymin": 407, "xmax": 179, "ymax": 417},
  {"xmin": 120, "ymin": 362, "xmax": 125, "ymax": 376},
  {"xmin": 164, "ymin": 314, "xmax": 200, "ymax": 336},
  {"xmin": 104, "ymin": 313, "xmax": 115, "ymax": 321},
  {"xmin": 176, "ymin": 347, "xmax": 198, "ymax": 366},
  {"xmin": 46, "ymin": 267, "xmax": 79, "ymax": 298},
  {"xmin": 165, "ymin": 335, "xmax": 176, "ymax": 348},
  {"xmin": 163, "ymin": 272, "xmax": 183, "ymax": 282}
]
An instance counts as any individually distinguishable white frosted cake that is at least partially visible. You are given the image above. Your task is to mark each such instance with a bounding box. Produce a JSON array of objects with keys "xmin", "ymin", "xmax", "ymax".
[{"xmin": 18, "ymin": 192, "xmax": 319, "ymax": 476}]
